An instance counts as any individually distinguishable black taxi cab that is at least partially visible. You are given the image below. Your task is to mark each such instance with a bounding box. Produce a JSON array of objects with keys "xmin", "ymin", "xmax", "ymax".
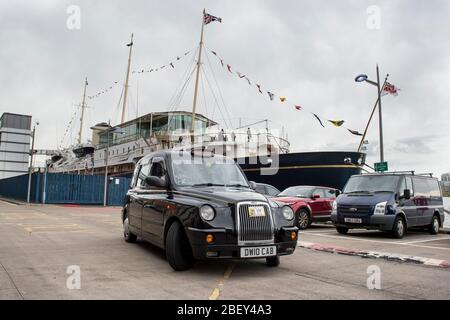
[{"xmin": 122, "ymin": 150, "xmax": 298, "ymax": 271}]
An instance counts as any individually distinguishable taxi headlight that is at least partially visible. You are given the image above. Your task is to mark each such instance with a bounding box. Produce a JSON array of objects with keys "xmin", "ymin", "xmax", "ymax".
[
  {"xmin": 282, "ymin": 206, "xmax": 294, "ymax": 220},
  {"xmin": 200, "ymin": 205, "xmax": 215, "ymax": 221},
  {"xmin": 374, "ymin": 201, "xmax": 387, "ymax": 215}
]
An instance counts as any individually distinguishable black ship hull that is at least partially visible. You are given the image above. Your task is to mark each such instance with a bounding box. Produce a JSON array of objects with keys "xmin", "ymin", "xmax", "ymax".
[{"xmin": 237, "ymin": 151, "xmax": 366, "ymax": 191}]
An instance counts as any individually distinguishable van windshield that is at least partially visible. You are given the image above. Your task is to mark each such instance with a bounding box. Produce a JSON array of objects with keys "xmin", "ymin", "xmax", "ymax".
[{"xmin": 343, "ymin": 175, "xmax": 401, "ymax": 194}]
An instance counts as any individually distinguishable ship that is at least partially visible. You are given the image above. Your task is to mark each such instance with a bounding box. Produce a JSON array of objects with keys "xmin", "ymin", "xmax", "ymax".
[{"xmin": 48, "ymin": 12, "xmax": 366, "ymax": 191}]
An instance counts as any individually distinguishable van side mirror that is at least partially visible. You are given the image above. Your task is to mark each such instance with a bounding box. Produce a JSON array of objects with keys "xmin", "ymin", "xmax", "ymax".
[
  {"xmin": 249, "ymin": 181, "xmax": 257, "ymax": 190},
  {"xmin": 403, "ymin": 189, "xmax": 411, "ymax": 200},
  {"xmin": 145, "ymin": 176, "xmax": 168, "ymax": 188}
]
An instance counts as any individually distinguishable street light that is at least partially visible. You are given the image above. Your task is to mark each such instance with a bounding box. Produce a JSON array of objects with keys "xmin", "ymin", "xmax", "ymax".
[
  {"xmin": 355, "ymin": 65, "xmax": 388, "ymax": 163},
  {"xmin": 103, "ymin": 126, "xmax": 125, "ymax": 206},
  {"xmin": 27, "ymin": 121, "xmax": 39, "ymax": 203}
]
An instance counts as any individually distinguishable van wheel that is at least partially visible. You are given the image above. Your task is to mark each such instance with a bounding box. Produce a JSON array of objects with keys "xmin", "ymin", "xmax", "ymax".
[
  {"xmin": 297, "ymin": 209, "xmax": 311, "ymax": 230},
  {"xmin": 429, "ymin": 215, "xmax": 440, "ymax": 235},
  {"xmin": 392, "ymin": 216, "xmax": 406, "ymax": 239},
  {"xmin": 266, "ymin": 256, "xmax": 280, "ymax": 267},
  {"xmin": 166, "ymin": 221, "xmax": 194, "ymax": 271},
  {"xmin": 336, "ymin": 227, "xmax": 349, "ymax": 235},
  {"xmin": 123, "ymin": 216, "xmax": 137, "ymax": 243}
]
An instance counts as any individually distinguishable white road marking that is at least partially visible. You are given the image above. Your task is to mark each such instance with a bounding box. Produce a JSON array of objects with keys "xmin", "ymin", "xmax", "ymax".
[
  {"xmin": 302, "ymin": 232, "xmax": 450, "ymax": 251},
  {"xmin": 399, "ymin": 236, "xmax": 450, "ymax": 245}
]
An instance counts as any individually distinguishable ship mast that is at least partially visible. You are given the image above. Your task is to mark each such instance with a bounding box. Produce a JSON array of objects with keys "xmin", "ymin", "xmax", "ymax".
[
  {"xmin": 190, "ymin": 9, "xmax": 206, "ymax": 143},
  {"xmin": 77, "ymin": 77, "xmax": 88, "ymax": 145},
  {"xmin": 121, "ymin": 33, "xmax": 134, "ymax": 124}
]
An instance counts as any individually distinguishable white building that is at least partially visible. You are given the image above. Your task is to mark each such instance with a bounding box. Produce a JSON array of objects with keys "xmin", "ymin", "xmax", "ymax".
[{"xmin": 0, "ymin": 113, "xmax": 32, "ymax": 179}]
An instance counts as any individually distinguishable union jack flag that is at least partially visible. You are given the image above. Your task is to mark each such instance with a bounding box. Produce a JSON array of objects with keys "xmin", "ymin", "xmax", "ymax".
[
  {"xmin": 382, "ymin": 82, "xmax": 399, "ymax": 96},
  {"xmin": 204, "ymin": 12, "xmax": 222, "ymax": 25}
]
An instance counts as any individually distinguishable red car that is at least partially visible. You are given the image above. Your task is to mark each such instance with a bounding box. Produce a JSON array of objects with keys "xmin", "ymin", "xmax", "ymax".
[{"xmin": 273, "ymin": 186, "xmax": 339, "ymax": 229}]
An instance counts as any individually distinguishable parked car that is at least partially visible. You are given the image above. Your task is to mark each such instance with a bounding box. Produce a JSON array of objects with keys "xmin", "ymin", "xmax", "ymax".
[
  {"xmin": 273, "ymin": 186, "xmax": 339, "ymax": 229},
  {"xmin": 122, "ymin": 150, "xmax": 298, "ymax": 271},
  {"xmin": 331, "ymin": 172, "xmax": 445, "ymax": 239},
  {"xmin": 254, "ymin": 183, "xmax": 280, "ymax": 197}
]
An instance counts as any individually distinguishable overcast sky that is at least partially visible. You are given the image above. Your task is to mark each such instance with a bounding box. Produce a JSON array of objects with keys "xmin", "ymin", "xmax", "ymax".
[{"xmin": 1, "ymin": 0, "xmax": 449, "ymax": 176}]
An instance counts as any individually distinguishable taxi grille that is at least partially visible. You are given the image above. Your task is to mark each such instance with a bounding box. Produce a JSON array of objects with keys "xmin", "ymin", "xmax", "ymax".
[{"xmin": 237, "ymin": 202, "xmax": 274, "ymax": 244}]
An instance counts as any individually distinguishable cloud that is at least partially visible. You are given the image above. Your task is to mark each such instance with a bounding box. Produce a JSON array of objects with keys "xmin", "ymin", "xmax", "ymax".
[{"xmin": 0, "ymin": 0, "xmax": 449, "ymax": 176}]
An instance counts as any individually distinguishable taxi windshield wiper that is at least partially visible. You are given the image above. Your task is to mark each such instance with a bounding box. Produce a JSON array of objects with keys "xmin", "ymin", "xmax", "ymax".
[
  {"xmin": 192, "ymin": 183, "xmax": 226, "ymax": 187},
  {"xmin": 226, "ymin": 184, "xmax": 250, "ymax": 188}
]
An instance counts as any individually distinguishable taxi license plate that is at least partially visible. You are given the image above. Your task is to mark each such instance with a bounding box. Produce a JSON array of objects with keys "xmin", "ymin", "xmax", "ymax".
[
  {"xmin": 345, "ymin": 218, "xmax": 362, "ymax": 224},
  {"xmin": 248, "ymin": 206, "xmax": 265, "ymax": 217},
  {"xmin": 240, "ymin": 246, "xmax": 276, "ymax": 258}
]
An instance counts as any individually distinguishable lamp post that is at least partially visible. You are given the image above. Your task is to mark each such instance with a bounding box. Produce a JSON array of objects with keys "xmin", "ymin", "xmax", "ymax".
[
  {"xmin": 26, "ymin": 121, "xmax": 39, "ymax": 203},
  {"xmin": 355, "ymin": 65, "xmax": 388, "ymax": 163},
  {"xmin": 103, "ymin": 126, "xmax": 125, "ymax": 206}
]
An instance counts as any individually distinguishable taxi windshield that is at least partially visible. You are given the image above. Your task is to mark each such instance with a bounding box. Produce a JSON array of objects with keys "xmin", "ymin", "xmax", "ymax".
[
  {"xmin": 171, "ymin": 156, "xmax": 249, "ymax": 187},
  {"xmin": 343, "ymin": 175, "xmax": 401, "ymax": 194}
]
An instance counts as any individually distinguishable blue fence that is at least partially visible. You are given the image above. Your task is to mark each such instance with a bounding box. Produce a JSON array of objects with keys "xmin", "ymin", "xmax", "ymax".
[{"xmin": 0, "ymin": 173, "xmax": 131, "ymax": 206}]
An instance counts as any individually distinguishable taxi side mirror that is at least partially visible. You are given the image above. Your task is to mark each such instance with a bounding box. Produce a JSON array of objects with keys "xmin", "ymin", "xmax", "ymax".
[
  {"xmin": 249, "ymin": 181, "xmax": 257, "ymax": 190},
  {"xmin": 145, "ymin": 176, "xmax": 168, "ymax": 188},
  {"xmin": 335, "ymin": 190, "xmax": 341, "ymax": 197}
]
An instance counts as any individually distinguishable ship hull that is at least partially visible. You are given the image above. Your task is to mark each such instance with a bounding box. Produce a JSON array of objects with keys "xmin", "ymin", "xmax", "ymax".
[{"xmin": 238, "ymin": 151, "xmax": 365, "ymax": 191}]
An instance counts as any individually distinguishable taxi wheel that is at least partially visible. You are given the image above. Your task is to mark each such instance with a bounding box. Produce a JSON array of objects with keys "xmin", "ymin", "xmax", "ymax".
[
  {"xmin": 123, "ymin": 216, "xmax": 137, "ymax": 243},
  {"xmin": 392, "ymin": 216, "xmax": 406, "ymax": 239},
  {"xmin": 166, "ymin": 221, "xmax": 194, "ymax": 271},
  {"xmin": 296, "ymin": 209, "xmax": 311, "ymax": 230},
  {"xmin": 266, "ymin": 256, "xmax": 280, "ymax": 267},
  {"xmin": 429, "ymin": 215, "xmax": 440, "ymax": 235},
  {"xmin": 336, "ymin": 227, "xmax": 349, "ymax": 235}
]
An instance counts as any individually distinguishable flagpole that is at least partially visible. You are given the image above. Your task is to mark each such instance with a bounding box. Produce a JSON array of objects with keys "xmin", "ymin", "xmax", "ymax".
[
  {"xmin": 121, "ymin": 33, "xmax": 134, "ymax": 124},
  {"xmin": 357, "ymin": 74, "xmax": 388, "ymax": 153},
  {"xmin": 190, "ymin": 9, "xmax": 205, "ymax": 144},
  {"xmin": 376, "ymin": 65, "xmax": 384, "ymax": 162},
  {"xmin": 77, "ymin": 77, "xmax": 88, "ymax": 145}
]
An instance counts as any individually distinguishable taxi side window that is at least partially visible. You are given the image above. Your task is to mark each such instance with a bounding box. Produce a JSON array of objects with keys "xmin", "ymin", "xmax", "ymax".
[{"xmin": 136, "ymin": 163, "xmax": 151, "ymax": 188}]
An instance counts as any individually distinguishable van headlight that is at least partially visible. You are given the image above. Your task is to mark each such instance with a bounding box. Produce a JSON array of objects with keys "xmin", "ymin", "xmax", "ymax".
[
  {"xmin": 200, "ymin": 205, "xmax": 215, "ymax": 221},
  {"xmin": 332, "ymin": 201, "xmax": 337, "ymax": 215},
  {"xmin": 282, "ymin": 206, "xmax": 294, "ymax": 220},
  {"xmin": 373, "ymin": 201, "xmax": 387, "ymax": 215}
]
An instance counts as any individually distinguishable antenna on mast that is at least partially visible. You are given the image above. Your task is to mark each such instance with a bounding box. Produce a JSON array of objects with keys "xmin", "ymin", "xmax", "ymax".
[
  {"xmin": 121, "ymin": 33, "xmax": 134, "ymax": 124},
  {"xmin": 77, "ymin": 77, "xmax": 88, "ymax": 145}
]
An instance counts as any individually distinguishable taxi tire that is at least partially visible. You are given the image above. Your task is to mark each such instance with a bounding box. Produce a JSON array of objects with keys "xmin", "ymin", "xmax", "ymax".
[
  {"xmin": 123, "ymin": 216, "xmax": 137, "ymax": 243},
  {"xmin": 166, "ymin": 221, "xmax": 194, "ymax": 271},
  {"xmin": 266, "ymin": 256, "xmax": 280, "ymax": 267}
]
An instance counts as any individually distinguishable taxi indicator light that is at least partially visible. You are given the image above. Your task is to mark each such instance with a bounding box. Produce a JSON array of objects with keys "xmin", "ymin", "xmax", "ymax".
[
  {"xmin": 206, "ymin": 234, "xmax": 215, "ymax": 244},
  {"xmin": 291, "ymin": 231, "xmax": 297, "ymax": 241}
]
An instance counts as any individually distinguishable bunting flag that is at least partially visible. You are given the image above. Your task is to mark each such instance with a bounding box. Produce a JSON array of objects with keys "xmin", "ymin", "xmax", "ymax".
[
  {"xmin": 132, "ymin": 50, "xmax": 191, "ymax": 75},
  {"xmin": 256, "ymin": 84, "xmax": 263, "ymax": 94},
  {"xmin": 382, "ymin": 82, "xmax": 399, "ymax": 96},
  {"xmin": 87, "ymin": 80, "xmax": 121, "ymax": 100},
  {"xmin": 204, "ymin": 12, "xmax": 222, "ymax": 25},
  {"xmin": 328, "ymin": 120, "xmax": 345, "ymax": 127},
  {"xmin": 313, "ymin": 113, "xmax": 325, "ymax": 127},
  {"xmin": 209, "ymin": 47, "xmax": 373, "ymax": 138},
  {"xmin": 348, "ymin": 129, "xmax": 363, "ymax": 136}
]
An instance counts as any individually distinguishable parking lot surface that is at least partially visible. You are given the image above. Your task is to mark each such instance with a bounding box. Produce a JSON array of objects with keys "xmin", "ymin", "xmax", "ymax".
[{"xmin": 1, "ymin": 200, "xmax": 449, "ymax": 300}]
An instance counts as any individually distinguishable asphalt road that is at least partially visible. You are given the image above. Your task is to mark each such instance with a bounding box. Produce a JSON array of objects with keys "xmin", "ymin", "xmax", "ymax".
[{"xmin": 0, "ymin": 200, "xmax": 449, "ymax": 300}]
